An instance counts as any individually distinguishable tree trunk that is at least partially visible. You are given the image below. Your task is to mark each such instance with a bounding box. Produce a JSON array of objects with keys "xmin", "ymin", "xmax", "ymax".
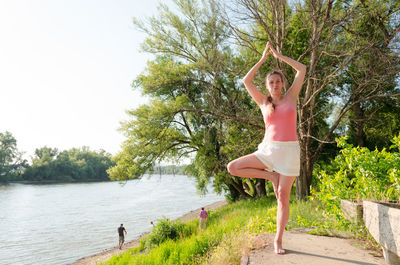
[
  {"xmin": 255, "ymin": 178, "xmax": 266, "ymax": 197},
  {"xmin": 230, "ymin": 178, "xmax": 252, "ymax": 199},
  {"xmin": 352, "ymin": 103, "xmax": 365, "ymax": 147},
  {"xmin": 297, "ymin": 139, "xmax": 311, "ymax": 200},
  {"xmin": 295, "ymin": 0, "xmax": 323, "ymax": 200}
]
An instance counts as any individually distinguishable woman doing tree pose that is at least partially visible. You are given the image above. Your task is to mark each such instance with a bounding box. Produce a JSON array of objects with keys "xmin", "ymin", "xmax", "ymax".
[{"xmin": 227, "ymin": 42, "xmax": 306, "ymax": 254}]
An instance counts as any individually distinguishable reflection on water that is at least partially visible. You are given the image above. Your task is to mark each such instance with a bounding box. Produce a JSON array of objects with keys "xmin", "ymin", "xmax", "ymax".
[{"xmin": 0, "ymin": 175, "xmax": 224, "ymax": 265}]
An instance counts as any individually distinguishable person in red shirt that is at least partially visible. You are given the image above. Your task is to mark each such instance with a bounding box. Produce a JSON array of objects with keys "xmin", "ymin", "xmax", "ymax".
[{"xmin": 199, "ymin": 207, "xmax": 208, "ymax": 230}]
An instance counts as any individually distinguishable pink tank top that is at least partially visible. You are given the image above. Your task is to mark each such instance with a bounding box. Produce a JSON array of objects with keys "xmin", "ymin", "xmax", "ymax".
[{"xmin": 264, "ymin": 100, "xmax": 298, "ymax": 141}]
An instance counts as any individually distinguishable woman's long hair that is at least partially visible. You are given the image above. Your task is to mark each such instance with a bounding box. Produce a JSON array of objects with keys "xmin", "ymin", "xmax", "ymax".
[{"xmin": 266, "ymin": 71, "xmax": 284, "ymax": 117}]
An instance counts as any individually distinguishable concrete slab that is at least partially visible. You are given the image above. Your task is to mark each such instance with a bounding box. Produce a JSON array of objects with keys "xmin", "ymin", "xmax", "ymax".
[{"xmin": 246, "ymin": 231, "xmax": 385, "ymax": 265}]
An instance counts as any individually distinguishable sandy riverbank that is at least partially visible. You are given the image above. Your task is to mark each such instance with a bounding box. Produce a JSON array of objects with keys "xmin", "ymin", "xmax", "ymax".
[{"xmin": 71, "ymin": 200, "xmax": 228, "ymax": 265}]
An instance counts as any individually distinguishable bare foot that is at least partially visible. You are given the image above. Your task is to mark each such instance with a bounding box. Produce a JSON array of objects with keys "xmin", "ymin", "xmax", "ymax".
[{"xmin": 274, "ymin": 240, "xmax": 286, "ymax": 255}]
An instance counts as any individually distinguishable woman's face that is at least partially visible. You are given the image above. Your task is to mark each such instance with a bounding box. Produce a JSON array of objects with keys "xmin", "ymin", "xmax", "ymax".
[{"xmin": 266, "ymin": 74, "xmax": 283, "ymax": 96}]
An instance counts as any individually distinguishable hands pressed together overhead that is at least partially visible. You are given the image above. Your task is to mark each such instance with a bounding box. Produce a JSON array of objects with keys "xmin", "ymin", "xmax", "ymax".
[{"xmin": 262, "ymin": 42, "xmax": 280, "ymax": 61}]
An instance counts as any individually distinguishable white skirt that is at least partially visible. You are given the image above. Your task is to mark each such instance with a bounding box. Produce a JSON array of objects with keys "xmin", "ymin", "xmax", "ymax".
[{"xmin": 254, "ymin": 140, "xmax": 300, "ymax": 176}]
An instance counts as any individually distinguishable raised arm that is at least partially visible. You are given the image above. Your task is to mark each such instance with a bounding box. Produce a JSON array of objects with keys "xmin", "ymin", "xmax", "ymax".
[
  {"xmin": 242, "ymin": 44, "xmax": 271, "ymax": 106},
  {"xmin": 269, "ymin": 46, "xmax": 306, "ymax": 102}
]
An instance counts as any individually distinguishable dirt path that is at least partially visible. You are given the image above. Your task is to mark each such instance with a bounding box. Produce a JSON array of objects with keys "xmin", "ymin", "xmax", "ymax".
[
  {"xmin": 243, "ymin": 230, "xmax": 385, "ymax": 265},
  {"xmin": 70, "ymin": 200, "xmax": 227, "ymax": 265}
]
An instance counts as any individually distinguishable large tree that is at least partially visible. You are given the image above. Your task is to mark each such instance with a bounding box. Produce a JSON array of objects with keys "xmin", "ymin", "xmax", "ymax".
[{"xmin": 108, "ymin": 0, "xmax": 269, "ymax": 199}]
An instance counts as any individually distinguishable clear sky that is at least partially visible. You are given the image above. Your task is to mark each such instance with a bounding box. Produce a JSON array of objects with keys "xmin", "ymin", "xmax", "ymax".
[{"xmin": 0, "ymin": 0, "xmax": 169, "ymax": 160}]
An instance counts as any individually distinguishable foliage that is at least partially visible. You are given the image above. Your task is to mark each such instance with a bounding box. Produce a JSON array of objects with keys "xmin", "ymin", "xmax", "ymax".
[
  {"xmin": 202, "ymin": 230, "xmax": 253, "ymax": 265},
  {"xmin": 311, "ymin": 135, "xmax": 400, "ymax": 221},
  {"xmin": 334, "ymin": 0, "xmax": 400, "ymax": 150},
  {"xmin": 0, "ymin": 131, "xmax": 27, "ymax": 182},
  {"xmin": 361, "ymin": 101, "xmax": 400, "ymax": 151},
  {"xmin": 145, "ymin": 218, "xmax": 194, "ymax": 248},
  {"xmin": 107, "ymin": 96, "xmax": 195, "ymax": 181},
  {"xmin": 22, "ymin": 146, "xmax": 114, "ymax": 181},
  {"xmin": 246, "ymin": 207, "xmax": 277, "ymax": 234}
]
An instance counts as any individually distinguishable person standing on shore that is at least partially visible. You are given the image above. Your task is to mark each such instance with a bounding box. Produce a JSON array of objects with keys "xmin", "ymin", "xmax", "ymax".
[
  {"xmin": 199, "ymin": 207, "xmax": 208, "ymax": 230},
  {"xmin": 227, "ymin": 42, "xmax": 306, "ymax": 254},
  {"xmin": 117, "ymin": 224, "xmax": 127, "ymax": 250}
]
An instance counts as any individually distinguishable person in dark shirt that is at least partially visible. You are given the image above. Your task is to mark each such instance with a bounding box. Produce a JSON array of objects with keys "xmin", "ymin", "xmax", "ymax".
[{"xmin": 117, "ymin": 224, "xmax": 127, "ymax": 249}]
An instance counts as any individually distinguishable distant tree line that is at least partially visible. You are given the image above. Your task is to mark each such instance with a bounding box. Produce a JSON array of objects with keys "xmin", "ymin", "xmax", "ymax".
[
  {"xmin": 147, "ymin": 165, "xmax": 188, "ymax": 175},
  {"xmin": 0, "ymin": 131, "xmax": 115, "ymax": 182}
]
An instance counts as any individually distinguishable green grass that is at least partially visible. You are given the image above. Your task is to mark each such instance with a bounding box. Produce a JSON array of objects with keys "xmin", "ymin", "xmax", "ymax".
[{"xmin": 101, "ymin": 196, "xmax": 354, "ymax": 265}]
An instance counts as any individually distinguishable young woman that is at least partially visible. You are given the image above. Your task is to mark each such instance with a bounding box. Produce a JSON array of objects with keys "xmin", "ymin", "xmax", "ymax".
[{"xmin": 227, "ymin": 42, "xmax": 306, "ymax": 254}]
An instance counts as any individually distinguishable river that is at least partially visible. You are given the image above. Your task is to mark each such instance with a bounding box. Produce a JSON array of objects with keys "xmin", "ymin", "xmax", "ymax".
[{"xmin": 0, "ymin": 175, "xmax": 225, "ymax": 265}]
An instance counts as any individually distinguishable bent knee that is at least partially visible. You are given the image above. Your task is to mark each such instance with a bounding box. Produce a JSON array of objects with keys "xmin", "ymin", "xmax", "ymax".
[{"xmin": 227, "ymin": 161, "xmax": 238, "ymax": 175}]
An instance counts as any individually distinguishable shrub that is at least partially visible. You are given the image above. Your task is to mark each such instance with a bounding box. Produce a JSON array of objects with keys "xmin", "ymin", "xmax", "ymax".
[
  {"xmin": 146, "ymin": 218, "xmax": 192, "ymax": 247},
  {"xmin": 311, "ymin": 134, "xmax": 400, "ymax": 221}
]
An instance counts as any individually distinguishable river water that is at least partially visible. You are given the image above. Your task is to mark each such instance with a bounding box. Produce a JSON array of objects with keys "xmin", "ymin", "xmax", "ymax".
[{"xmin": 0, "ymin": 175, "xmax": 225, "ymax": 265}]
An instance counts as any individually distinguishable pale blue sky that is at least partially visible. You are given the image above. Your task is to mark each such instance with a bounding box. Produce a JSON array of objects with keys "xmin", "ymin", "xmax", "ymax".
[{"xmin": 0, "ymin": 0, "xmax": 171, "ymax": 159}]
